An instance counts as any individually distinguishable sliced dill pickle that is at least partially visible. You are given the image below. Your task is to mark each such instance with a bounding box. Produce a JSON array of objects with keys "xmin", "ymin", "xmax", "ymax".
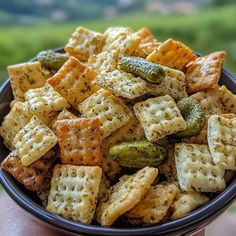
[
  {"xmin": 35, "ymin": 50, "xmax": 69, "ymax": 70},
  {"xmin": 109, "ymin": 140, "xmax": 166, "ymax": 168},
  {"xmin": 119, "ymin": 57, "xmax": 165, "ymax": 84},
  {"xmin": 173, "ymin": 97, "xmax": 205, "ymax": 138}
]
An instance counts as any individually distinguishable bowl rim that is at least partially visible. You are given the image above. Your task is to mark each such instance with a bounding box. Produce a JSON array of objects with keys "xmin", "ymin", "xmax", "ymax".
[{"xmin": 0, "ymin": 51, "xmax": 236, "ymax": 235}]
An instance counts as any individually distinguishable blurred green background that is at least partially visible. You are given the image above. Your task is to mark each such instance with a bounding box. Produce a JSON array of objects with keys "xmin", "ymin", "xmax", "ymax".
[{"xmin": 0, "ymin": 0, "xmax": 236, "ymax": 83}]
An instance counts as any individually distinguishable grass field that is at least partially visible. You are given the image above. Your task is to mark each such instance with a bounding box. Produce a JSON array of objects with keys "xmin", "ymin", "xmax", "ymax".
[{"xmin": 0, "ymin": 4, "xmax": 236, "ymax": 82}]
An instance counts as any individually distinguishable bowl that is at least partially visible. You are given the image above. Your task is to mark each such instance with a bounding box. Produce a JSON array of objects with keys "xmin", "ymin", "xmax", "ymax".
[{"xmin": 0, "ymin": 49, "xmax": 236, "ymax": 236}]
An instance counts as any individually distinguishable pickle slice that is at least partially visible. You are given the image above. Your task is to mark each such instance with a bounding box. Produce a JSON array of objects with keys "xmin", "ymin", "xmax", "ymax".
[
  {"xmin": 109, "ymin": 140, "xmax": 166, "ymax": 168},
  {"xmin": 35, "ymin": 50, "xmax": 69, "ymax": 70},
  {"xmin": 174, "ymin": 97, "xmax": 205, "ymax": 138},
  {"xmin": 119, "ymin": 57, "xmax": 165, "ymax": 84}
]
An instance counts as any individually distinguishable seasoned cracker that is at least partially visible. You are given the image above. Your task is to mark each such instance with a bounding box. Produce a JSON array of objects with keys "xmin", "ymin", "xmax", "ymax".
[
  {"xmin": 171, "ymin": 192, "xmax": 209, "ymax": 220},
  {"xmin": 47, "ymin": 164, "xmax": 102, "ymax": 224},
  {"xmin": 133, "ymin": 95, "xmax": 187, "ymax": 142},
  {"xmin": 94, "ymin": 70, "xmax": 149, "ymax": 99},
  {"xmin": 103, "ymin": 33, "xmax": 141, "ymax": 57},
  {"xmin": 25, "ymin": 86, "xmax": 69, "ymax": 125},
  {"xmin": 78, "ymin": 89, "xmax": 130, "ymax": 139},
  {"xmin": 175, "ymin": 143, "xmax": 226, "ymax": 192},
  {"xmin": 96, "ymin": 166, "xmax": 158, "ymax": 226},
  {"xmin": 1, "ymin": 150, "xmax": 55, "ymax": 191},
  {"xmin": 64, "ymin": 27, "xmax": 105, "ymax": 61},
  {"xmin": 98, "ymin": 174, "xmax": 111, "ymax": 203},
  {"xmin": 186, "ymin": 52, "xmax": 226, "ymax": 93},
  {"xmin": 7, "ymin": 61, "xmax": 46, "ymax": 101},
  {"xmin": 191, "ymin": 89, "xmax": 224, "ymax": 115},
  {"xmin": 146, "ymin": 39, "xmax": 196, "ymax": 71},
  {"xmin": 88, "ymin": 50, "xmax": 120, "ymax": 73},
  {"xmin": 147, "ymin": 66, "xmax": 187, "ymax": 100},
  {"xmin": 103, "ymin": 27, "xmax": 133, "ymax": 49},
  {"xmin": 125, "ymin": 183, "xmax": 179, "ymax": 225},
  {"xmin": 13, "ymin": 116, "xmax": 58, "ymax": 166},
  {"xmin": 208, "ymin": 115, "xmax": 236, "ymax": 170},
  {"xmin": 219, "ymin": 85, "xmax": 236, "ymax": 113},
  {"xmin": 48, "ymin": 56, "xmax": 97, "ymax": 108},
  {"xmin": 54, "ymin": 118, "xmax": 102, "ymax": 166},
  {"xmin": 0, "ymin": 101, "xmax": 32, "ymax": 150}
]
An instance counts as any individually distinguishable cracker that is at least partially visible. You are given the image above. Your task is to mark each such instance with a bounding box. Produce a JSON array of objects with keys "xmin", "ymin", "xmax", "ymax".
[
  {"xmin": 146, "ymin": 39, "xmax": 196, "ymax": 71},
  {"xmin": 103, "ymin": 33, "xmax": 141, "ymax": 57},
  {"xmin": 133, "ymin": 95, "xmax": 187, "ymax": 142},
  {"xmin": 1, "ymin": 149, "xmax": 55, "ymax": 191},
  {"xmin": 50, "ymin": 108, "xmax": 77, "ymax": 131},
  {"xmin": 186, "ymin": 51, "xmax": 226, "ymax": 93},
  {"xmin": 0, "ymin": 101, "xmax": 32, "ymax": 150},
  {"xmin": 104, "ymin": 111, "xmax": 145, "ymax": 147},
  {"xmin": 78, "ymin": 89, "xmax": 130, "ymax": 139},
  {"xmin": 25, "ymin": 86, "xmax": 69, "ymax": 125},
  {"xmin": 7, "ymin": 61, "xmax": 46, "ymax": 101},
  {"xmin": 94, "ymin": 69, "xmax": 149, "ymax": 99},
  {"xmin": 191, "ymin": 89, "xmax": 224, "ymax": 115},
  {"xmin": 104, "ymin": 27, "xmax": 133, "ymax": 45},
  {"xmin": 47, "ymin": 56, "xmax": 98, "ymax": 108},
  {"xmin": 96, "ymin": 166, "xmax": 158, "ymax": 226},
  {"xmin": 170, "ymin": 192, "xmax": 209, "ymax": 220},
  {"xmin": 175, "ymin": 143, "xmax": 226, "ymax": 192},
  {"xmin": 208, "ymin": 115, "xmax": 236, "ymax": 170},
  {"xmin": 159, "ymin": 147, "xmax": 178, "ymax": 181},
  {"xmin": 147, "ymin": 66, "xmax": 187, "ymax": 100},
  {"xmin": 219, "ymin": 85, "xmax": 236, "ymax": 113},
  {"xmin": 88, "ymin": 50, "xmax": 120, "ymax": 73},
  {"xmin": 47, "ymin": 164, "xmax": 102, "ymax": 224},
  {"xmin": 64, "ymin": 27, "xmax": 105, "ymax": 61},
  {"xmin": 54, "ymin": 118, "xmax": 102, "ymax": 166},
  {"xmin": 133, "ymin": 27, "xmax": 159, "ymax": 58},
  {"xmin": 12, "ymin": 116, "xmax": 58, "ymax": 166},
  {"xmin": 125, "ymin": 183, "xmax": 179, "ymax": 225}
]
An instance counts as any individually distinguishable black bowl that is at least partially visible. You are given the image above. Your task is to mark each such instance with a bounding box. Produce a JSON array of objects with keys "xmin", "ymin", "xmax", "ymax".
[{"xmin": 0, "ymin": 50, "xmax": 236, "ymax": 236}]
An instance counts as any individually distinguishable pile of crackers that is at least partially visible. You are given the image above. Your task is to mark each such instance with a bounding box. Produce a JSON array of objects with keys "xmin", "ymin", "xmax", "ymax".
[{"xmin": 1, "ymin": 26, "xmax": 235, "ymax": 226}]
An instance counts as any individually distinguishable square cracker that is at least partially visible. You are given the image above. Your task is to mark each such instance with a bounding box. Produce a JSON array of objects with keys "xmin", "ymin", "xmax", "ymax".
[
  {"xmin": 54, "ymin": 118, "xmax": 102, "ymax": 166},
  {"xmin": 8, "ymin": 61, "xmax": 46, "ymax": 101},
  {"xmin": 0, "ymin": 101, "xmax": 32, "ymax": 150},
  {"xmin": 147, "ymin": 66, "xmax": 187, "ymax": 100},
  {"xmin": 88, "ymin": 50, "xmax": 120, "ymax": 73},
  {"xmin": 103, "ymin": 33, "xmax": 141, "ymax": 57},
  {"xmin": 13, "ymin": 116, "xmax": 58, "ymax": 166},
  {"xmin": 190, "ymin": 89, "xmax": 224, "ymax": 115},
  {"xmin": 133, "ymin": 27, "xmax": 159, "ymax": 58},
  {"xmin": 146, "ymin": 39, "xmax": 196, "ymax": 71},
  {"xmin": 25, "ymin": 86, "xmax": 69, "ymax": 125},
  {"xmin": 170, "ymin": 192, "xmax": 209, "ymax": 220},
  {"xmin": 208, "ymin": 115, "xmax": 236, "ymax": 170},
  {"xmin": 47, "ymin": 56, "xmax": 98, "ymax": 108},
  {"xmin": 1, "ymin": 150, "xmax": 55, "ymax": 191},
  {"xmin": 78, "ymin": 89, "xmax": 130, "ymax": 139},
  {"xmin": 94, "ymin": 69, "xmax": 149, "ymax": 99},
  {"xmin": 186, "ymin": 51, "xmax": 226, "ymax": 93},
  {"xmin": 125, "ymin": 183, "xmax": 179, "ymax": 225},
  {"xmin": 175, "ymin": 143, "xmax": 226, "ymax": 192},
  {"xmin": 47, "ymin": 164, "xmax": 102, "ymax": 224},
  {"xmin": 133, "ymin": 95, "xmax": 187, "ymax": 142},
  {"xmin": 64, "ymin": 27, "xmax": 105, "ymax": 61},
  {"xmin": 219, "ymin": 85, "xmax": 236, "ymax": 113},
  {"xmin": 95, "ymin": 166, "xmax": 158, "ymax": 226}
]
